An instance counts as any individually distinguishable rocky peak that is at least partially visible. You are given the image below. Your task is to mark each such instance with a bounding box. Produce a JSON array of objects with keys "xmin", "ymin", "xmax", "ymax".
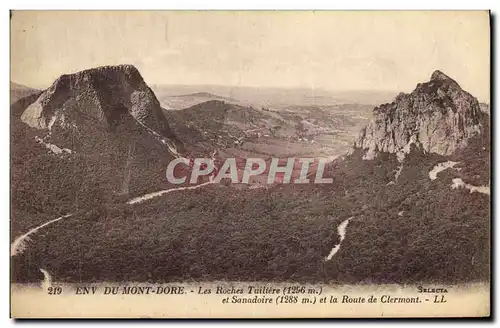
[
  {"xmin": 355, "ymin": 70, "xmax": 484, "ymax": 160},
  {"xmin": 430, "ymin": 69, "xmax": 454, "ymax": 82},
  {"xmin": 20, "ymin": 64, "xmax": 174, "ymax": 138}
]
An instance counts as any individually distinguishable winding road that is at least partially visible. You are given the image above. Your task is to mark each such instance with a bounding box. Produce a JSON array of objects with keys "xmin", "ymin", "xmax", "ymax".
[
  {"xmin": 10, "ymin": 179, "xmax": 217, "ymax": 291},
  {"xmin": 11, "ymin": 135, "xmax": 219, "ymax": 258},
  {"xmin": 12, "ymin": 160, "xmax": 219, "ymax": 256},
  {"xmin": 40, "ymin": 268, "xmax": 52, "ymax": 291},
  {"xmin": 11, "ymin": 181, "xmax": 216, "ymax": 257},
  {"xmin": 11, "ymin": 122, "xmax": 223, "ymax": 289},
  {"xmin": 11, "ymin": 214, "xmax": 73, "ymax": 257},
  {"xmin": 325, "ymin": 217, "xmax": 354, "ymax": 261},
  {"xmin": 127, "ymin": 180, "xmax": 215, "ymax": 205}
]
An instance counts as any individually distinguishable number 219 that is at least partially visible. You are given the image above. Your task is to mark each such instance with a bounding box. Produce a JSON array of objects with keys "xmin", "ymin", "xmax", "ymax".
[{"xmin": 47, "ymin": 287, "xmax": 62, "ymax": 295}]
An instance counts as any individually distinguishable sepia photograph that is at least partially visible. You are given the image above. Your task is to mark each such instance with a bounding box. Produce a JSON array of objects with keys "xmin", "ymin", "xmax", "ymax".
[{"xmin": 9, "ymin": 10, "xmax": 491, "ymax": 318}]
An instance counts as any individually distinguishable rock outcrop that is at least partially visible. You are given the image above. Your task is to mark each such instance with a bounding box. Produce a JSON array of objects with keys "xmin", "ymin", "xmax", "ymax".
[
  {"xmin": 355, "ymin": 70, "xmax": 484, "ymax": 160},
  {"xmin": 20, "ymin": 64, "xmax": 175, "ymax": 139}
]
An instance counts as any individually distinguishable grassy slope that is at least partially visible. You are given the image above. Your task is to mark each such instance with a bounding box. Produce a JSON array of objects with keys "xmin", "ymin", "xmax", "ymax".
[
  {"xmin": 12, "ymin": 128, "xmax": 490, "ymax": 283},
  {"xmin": 11, "ymin": 84, "xmax": 490, "ymax": 285},
  {"xmin": 10, "ymin": 94, "xmax": 179, "ymax": 237},
  {"xmin": 164, "ymin": 101, "xmax": 372, "ymax": 158}
]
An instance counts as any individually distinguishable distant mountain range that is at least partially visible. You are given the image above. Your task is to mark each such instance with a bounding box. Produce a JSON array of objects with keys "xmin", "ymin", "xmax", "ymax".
[
  {"xmin": 172, "ymin": 92, "xmax": 238, "ymax": 102},
  {"xmin": 158, "ymin": 91, "xmax": 240, "ymax": 110},
  {"xmin": 10, "ymin": 82, "xmax": 39, "ymax": 104},
  {"xmin": 151, "ymin": 84, "xmax": 398, "ymax": 110}
]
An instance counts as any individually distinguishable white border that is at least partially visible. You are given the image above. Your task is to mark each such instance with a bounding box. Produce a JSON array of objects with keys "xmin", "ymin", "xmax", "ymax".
[
  {"xmin": 2, "ymin": 1, "xmax": 498, "ymax": 327},
  {"xmin": 2, "ymin": 1, "xmax": 498, "ymax": 10}
]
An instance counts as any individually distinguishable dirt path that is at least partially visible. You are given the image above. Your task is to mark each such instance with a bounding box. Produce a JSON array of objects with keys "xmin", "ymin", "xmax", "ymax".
[
  {"xmin": 128, "ymin": 149, "xmax": 218, "ymax": 205},
  {"xmin": 11, "ymin": 214, "xmax": 73, "ymax": 257},
  {"xmin": 325, "ymin": 217, "xmax": 354, "ymax": 261},
  {"xmin": 11, "ymin": 122, "xmax": 216, "ymax": 289},
  {"xmin": 11, "ymin": 179, "xmax": 217, "ymax": 256},
  {"xmin": 429, "ymin": 161, "xmax": 459, "ymax": 180},
  {"xmin": 127, "ymin": 181, "xmax": 215, "ymax": 205},
  {"xmin": 40, "ymin": 268, "xmax": 52, "ymax": 291}
]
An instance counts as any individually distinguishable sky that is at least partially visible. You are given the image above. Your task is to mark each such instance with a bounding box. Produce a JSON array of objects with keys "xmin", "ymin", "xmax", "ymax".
[{"xmin": 10, "ymin": 11, "xmax": 490, "ymax": 101}]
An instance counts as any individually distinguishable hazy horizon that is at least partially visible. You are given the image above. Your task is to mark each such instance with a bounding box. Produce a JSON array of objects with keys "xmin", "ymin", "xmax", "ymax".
[
  {"xmin": 11, "ymin": 11, "xmax": 490, "ymax": 101},
  {"xmin": 10, "ymin": 78, "xmax": 401, "ymax": 93}
]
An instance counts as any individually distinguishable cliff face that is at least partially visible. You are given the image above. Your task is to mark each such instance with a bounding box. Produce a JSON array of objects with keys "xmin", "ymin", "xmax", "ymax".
[
  {"xmin": 355, "ymin": 70, "xmax": 484, "ymax": 160},
  {"xmin": 20, "ymin": 64, "xmax": 175, "ymax": 138},
  {"xmin": 13, "ymin": 65, "xmax": 184, "ymax": 200}
]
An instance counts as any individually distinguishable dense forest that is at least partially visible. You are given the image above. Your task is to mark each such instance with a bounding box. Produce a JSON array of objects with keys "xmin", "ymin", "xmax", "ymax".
[
  {"xmin": 12, "ymin": 125, "xmax": 490, "ymax": 284},
  {"xmin": 10, "ymin": 68, "xmax": 490, "ymax": 285}
]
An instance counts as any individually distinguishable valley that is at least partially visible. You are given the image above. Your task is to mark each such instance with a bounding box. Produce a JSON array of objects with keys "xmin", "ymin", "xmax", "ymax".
[{"xmin": 10, "ymin": 65, "xmax": 490, "ymax": 286}]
